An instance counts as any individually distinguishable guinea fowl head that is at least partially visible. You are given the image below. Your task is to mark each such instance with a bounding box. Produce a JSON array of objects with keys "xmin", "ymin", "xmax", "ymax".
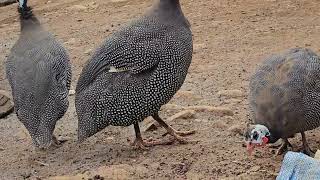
[
  {"xmin": 18, "ymin": 0, "xmax": 40, "ymax": 29},
  {"xmin": 148, "ymin": 0, "xmax": 190, "ymax": 27},
  {"xmin": 244, "ymin": 124, "xmax": 271, "ymax": 155}
]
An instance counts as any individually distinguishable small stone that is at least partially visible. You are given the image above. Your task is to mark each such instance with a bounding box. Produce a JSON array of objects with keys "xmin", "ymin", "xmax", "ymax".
[
  {"xmin": 85, "ymin": 49, "xmax": 93, "ymax": 55},
  {"xmin": 69, "ymin": 90, "xmax": 76, "ymax": 96},
  {"xmin": 217, "ymin": 89, "xmax": 244, "ymax": 98},
  {"xmin": 106, "ymin": 137, "xmax": 114, "ymax": 141}
]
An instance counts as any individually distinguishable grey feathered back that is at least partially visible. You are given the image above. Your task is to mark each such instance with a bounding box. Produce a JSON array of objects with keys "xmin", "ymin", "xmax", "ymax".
[
  {"xmin": 5, "ymin": 7, "xmax": 71, "ymax": 148},
  {"xmin": 249, "ymin": 48, "xmax": 320, "ymax": 139},
  {"xmin": 75, "ymin": 0, "xmax": 193, "ymax": 141}
]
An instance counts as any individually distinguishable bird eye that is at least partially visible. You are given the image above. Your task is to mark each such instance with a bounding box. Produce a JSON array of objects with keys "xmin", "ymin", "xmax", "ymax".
[{"xmin": 253, "ymin": 131, "xmax": 259, "ymax": 140}]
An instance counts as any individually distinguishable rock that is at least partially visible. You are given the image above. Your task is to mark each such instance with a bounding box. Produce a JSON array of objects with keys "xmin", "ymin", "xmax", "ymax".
[
  {"xmin": 0, "ymin": 92, "xmax": 14, "ymax": 119},
  {"xmin": 84, "ymin": 48, "xmax": 92, "ymax": 55},
  {"xmin": 186, "ymin": 106, "xmax": 234, "ymax": 116},
  {"xmin": 217, "ymin": 89, "xmax": 244, "ymax": 98},
  {"xmin": 68, "ymin": 90, "xmax": 76, "ymax": 96},
  {"xmin": 0, "ymin": 0, "xmax": 16, "ymax": 7}
]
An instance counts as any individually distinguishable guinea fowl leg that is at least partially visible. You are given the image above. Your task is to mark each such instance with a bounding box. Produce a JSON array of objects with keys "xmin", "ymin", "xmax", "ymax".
[
  {"xmin": 269, "ymin": 139, "xmax": 293, "ymax": 148},
  {"xmin": 131, "ymin": 122, "xmax": 173, "ymax": 150},
  {"xmin": 152, "ymin": 113, "xmax": 195, "ymax": 144},
  {"xmin": 275, "ymin": 138, "xmax": 291, "ymax": 155},
  {"xmin": 301, "ymin": 132, "xmax": 315, "ymax": 157}
]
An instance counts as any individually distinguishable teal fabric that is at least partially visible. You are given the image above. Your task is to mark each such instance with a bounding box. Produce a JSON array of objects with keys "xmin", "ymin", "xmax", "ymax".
[{"xmin": 277, "ymin": 151, "xmax": 320, "ymax": 180}]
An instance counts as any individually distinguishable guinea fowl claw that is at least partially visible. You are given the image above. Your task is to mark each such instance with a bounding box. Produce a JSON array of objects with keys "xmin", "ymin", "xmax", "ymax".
[
  {"xmin": 303, "ymin": 148, "xmax": 315, "ymax": 157},
  {"xmin": 131, "ymin": 138, "xmax": 174, "ymax": 150},
  {"xmin": 274, "ymin": 139, "xmax": 290, "ymax": 156},
  {"xmin": 131, "ymin": 139, "xmax": 149, "ymax": 150},
  {"xmin": 301, "ymin": 132, "xmax": 314, "ymax": 157},
  {"xmin": 168, "ymin": 131, "xmax": 199, "ymax": 145},
  {"xmin": 163, "ymin": 130, "xmax": 196, "ymax": 137}
]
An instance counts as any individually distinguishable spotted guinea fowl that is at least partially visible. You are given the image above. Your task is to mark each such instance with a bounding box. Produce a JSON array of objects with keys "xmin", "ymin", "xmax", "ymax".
[
  {"xmin": 245, "ymin": 48, "xmax": 320, "ymax": 156},
  {"xmin": 5, "ymin": 0, "xmax": 71, "ymax": 149},
  {"xmin": 75, "ymin": 0, "xmax": 194, "ymax": 148}
]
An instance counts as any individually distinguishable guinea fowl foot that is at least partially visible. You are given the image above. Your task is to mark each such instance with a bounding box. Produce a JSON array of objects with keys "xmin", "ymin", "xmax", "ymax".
[
  {"xmin": 302, "ymin": 147, "xmax": 315, "ymax": 157},
  {"xmin": 301, "ymin": 132, "xmax": 315, "ymax": 157},
  {"xmin": 132, "ymin": 123, "xmax": 174, "ymax": 150},
  {"xmin": 163, "ymin": 130, "xmax": 196, "ymax": 137},
  {"xmin": 275, "ymin": 139, "xmax": 291, "ymax": 156},
  {"xmin": 152, "ymin": 113, "xmax": 197, "ymax": 145},
  {"xmin": 268, "ymin": 139, "xmax": 292, "ymax": 148}
]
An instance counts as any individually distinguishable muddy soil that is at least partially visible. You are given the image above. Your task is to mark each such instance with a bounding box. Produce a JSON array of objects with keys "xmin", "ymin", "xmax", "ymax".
[{"xmin": 0, "ymin": 0, "xmax": 319, "ymax": 179}]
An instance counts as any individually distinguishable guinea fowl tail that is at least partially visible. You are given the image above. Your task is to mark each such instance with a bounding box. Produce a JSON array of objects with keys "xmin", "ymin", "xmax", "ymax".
[{"xmin": 17, "ymin": 0, "xmax": 40, "ymax": 30}]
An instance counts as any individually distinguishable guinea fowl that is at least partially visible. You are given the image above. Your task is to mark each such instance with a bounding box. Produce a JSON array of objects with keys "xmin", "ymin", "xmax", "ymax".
[
  {"xmin": 5, "ymin": 0, "xmax": 71, "ymax": 149},
  {"xmin": 75, "ymin": 0, "xmax": 194, "ymax": 149},
  {"xmin": 245, "ymin": 48, "xmax": 320, "ymax": 156}
]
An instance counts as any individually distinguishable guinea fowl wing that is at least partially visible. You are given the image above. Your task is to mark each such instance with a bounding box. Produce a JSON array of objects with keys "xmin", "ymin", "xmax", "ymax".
[{"xmin": 76, "ymin": 25, "xmax": 169, "ymax": 93}]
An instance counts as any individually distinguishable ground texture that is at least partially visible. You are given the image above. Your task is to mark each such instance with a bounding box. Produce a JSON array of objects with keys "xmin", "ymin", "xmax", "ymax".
[{"xmin": 0, "ymin": 0, "xmax": 320, "ymax": 179}]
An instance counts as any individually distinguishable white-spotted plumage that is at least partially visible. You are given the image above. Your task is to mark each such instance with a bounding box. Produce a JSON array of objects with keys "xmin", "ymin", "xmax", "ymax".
[
  {"xmin": 75, "ymin": 0, "xmax": 193, "ymax": 142},
  {"xmin": 5, "ymin": 3, "xmax": 71, "ymax": 148}
]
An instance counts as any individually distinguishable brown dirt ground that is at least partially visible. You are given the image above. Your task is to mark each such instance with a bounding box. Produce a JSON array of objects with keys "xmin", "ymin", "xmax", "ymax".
[{"xmin": 0, "ymin": 0, "xmax": 320, "ymax": 179}]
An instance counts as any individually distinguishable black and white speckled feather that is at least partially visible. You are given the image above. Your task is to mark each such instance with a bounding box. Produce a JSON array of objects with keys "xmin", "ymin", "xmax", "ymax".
[
  {"xmin": 75, "ymin": 0, "xmax": 193, "ymax": 141},
  {"xmin": 5, "ymin": 2, "xmax": 71, "ymax": 148},
  {"xmin": 249, "ymin": 48, "xmax": 320, "ymax": 142}
]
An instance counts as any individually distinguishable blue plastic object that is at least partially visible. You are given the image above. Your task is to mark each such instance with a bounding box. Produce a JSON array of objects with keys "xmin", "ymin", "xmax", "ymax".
[{"xmin": 277, "ymin": 151, "xmax": 320, "ymax": 180}]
